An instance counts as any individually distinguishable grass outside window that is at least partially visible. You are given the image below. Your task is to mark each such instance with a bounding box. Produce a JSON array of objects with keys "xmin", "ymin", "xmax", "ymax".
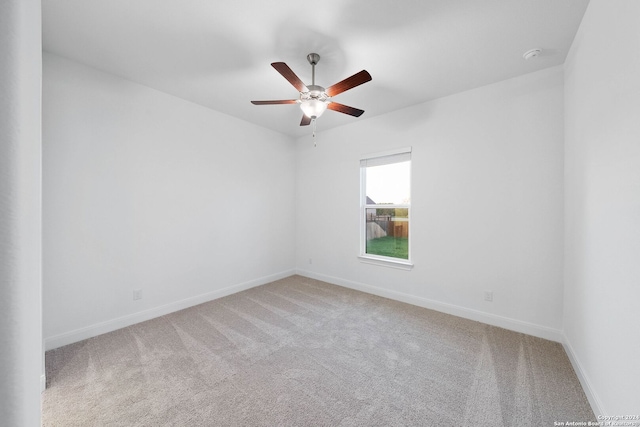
[{"xmin": 366, "ymin": 236, "xmax": 408, "ymax": 259}]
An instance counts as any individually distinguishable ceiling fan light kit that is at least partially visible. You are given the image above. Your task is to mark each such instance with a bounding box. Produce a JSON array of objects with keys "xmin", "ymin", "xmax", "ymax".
[
  {"xmin": 251, "ymin": 53, "xmax": 372, "ymax": 144},
  {"xmin": 299, "ymin": 96, "xmax": 328, "ymax": 120}
]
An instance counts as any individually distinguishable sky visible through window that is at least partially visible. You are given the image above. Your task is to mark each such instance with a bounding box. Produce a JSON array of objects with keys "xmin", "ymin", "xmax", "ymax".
[{"xmin": 366, "ymin": 161, "xmax": 410, "ymax": 205}]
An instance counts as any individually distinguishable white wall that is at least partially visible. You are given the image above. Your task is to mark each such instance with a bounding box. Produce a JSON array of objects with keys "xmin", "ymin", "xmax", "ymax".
[
  {"xmin": 296, "ymin": 66, "xmax": 565, "ymax": 340},
  {"xmin": 0, "ymin": 0, "xmax": 43, "ymax": 425},
  {"xmin": 43, "ymin": 54, "xmax": 296, "ymax": 349},
  {"xmin": 564, "ymin": 0, "xmax": 640, "ymax": 415}
]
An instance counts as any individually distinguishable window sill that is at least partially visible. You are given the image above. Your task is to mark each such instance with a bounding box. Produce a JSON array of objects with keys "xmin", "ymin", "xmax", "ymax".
[{"xmin": 358, "ymin": 255, "xmax": 414, "ymax": 270}]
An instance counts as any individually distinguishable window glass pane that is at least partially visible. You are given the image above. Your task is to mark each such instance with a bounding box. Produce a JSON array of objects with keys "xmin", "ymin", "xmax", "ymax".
[
  {"xmin": 365, "ymin": 161, "xmax": 410, "ymax": 205},
  {"xmin": 361, "ymin": 152, "xmax": 410, "ymax": 263},
  {"xmin": 365, "ymin": 207, "xmax": 409, "ymax": 260}
]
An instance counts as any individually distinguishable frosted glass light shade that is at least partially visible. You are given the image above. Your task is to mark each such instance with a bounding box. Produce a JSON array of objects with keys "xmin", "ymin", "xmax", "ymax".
[{"xmin": 300, "ymin": 99, "xmax": 327, "ymax": 119}]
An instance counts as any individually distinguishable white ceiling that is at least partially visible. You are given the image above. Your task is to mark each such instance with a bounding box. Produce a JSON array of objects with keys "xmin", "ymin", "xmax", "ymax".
[{"xmin": 42, "ymin": 0, "xmax": 589, "ymax": 138}]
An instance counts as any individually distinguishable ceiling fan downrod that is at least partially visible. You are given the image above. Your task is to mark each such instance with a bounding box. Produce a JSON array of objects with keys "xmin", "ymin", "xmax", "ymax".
[{"xmin": 307, "ymin": 53, "xmax": 320, "ymax": 86}]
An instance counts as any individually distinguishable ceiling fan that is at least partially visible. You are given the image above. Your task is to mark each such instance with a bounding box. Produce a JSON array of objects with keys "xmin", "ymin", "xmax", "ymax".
[{"xmin": 251, "ymin": 53, "xmax": 372, "ymax": 127}]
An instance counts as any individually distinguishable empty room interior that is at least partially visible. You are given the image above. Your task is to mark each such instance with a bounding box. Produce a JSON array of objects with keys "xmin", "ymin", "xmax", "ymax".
[{"xmin": 2, "ymin": 0, "xmax": 639, "ymax": 425}]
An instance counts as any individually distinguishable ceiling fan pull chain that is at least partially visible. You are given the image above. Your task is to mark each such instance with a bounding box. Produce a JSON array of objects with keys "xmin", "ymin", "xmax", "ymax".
[{"xmin": 312, "ymin": 118, "xmax": 317, "ymax": 147}]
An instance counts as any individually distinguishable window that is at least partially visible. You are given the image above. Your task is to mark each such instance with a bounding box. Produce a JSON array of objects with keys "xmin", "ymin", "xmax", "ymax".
[{"xmin": 360, "ymin": 148, "xmax": 412, "ymax": 268}]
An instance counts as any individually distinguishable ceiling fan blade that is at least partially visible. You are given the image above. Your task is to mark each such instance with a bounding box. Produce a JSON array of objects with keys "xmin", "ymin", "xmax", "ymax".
[
  {"xmin": 326, "ymin": 70, "xmax": 372, "ymax": 97},
  {"xmin": 327, "ymin": 102, "xmax": 365, "ymax": 117},
  {"xmin": 251, "ymin": 100, "xmax": 298, "ymax": 105},
  {"xmin": 300, "ymin": 115, "xmax": 312, "ymax": 126},
  {"xmin": 271, "ymin": 62, "xmax": 308, "ymax": 92}
]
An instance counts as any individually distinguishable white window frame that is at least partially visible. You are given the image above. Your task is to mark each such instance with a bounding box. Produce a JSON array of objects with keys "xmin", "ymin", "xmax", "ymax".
[{"xmin": 359, "ymin": 147, "xmax": 413, "ymax": 270}]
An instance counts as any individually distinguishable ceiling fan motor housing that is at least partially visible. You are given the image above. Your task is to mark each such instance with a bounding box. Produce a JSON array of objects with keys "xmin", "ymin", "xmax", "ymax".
[{"xmin": 302, "ymin": 85, "xmax": 328, "ymax": 101}]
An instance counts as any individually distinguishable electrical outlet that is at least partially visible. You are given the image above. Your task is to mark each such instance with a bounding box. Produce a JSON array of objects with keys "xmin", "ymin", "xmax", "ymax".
[
  {"xmin": 484, "ymin": 290, "xmax": 493, "ymax": 302},
  {"xmin": 133, "ymin": 289, "xmax": 142, "ymax": 300}
]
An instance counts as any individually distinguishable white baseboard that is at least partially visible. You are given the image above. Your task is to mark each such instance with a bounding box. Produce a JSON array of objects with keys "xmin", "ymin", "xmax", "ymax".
[
  {"xmin": 562, "ymin": 336, "xmax": 605, "ymax": 416},
  {"xmin": 44, "ymin": 269, "xmax": 295, "ymax": 351},
  {"xmin": 296, "ymin": 269, "xmax": 564, "ymax": 343}
]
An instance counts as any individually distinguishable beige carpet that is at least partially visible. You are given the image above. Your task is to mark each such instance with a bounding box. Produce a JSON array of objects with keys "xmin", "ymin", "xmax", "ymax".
[{"xmin": 43, "ymin": 275, "xmax": 594, "ymax": 426}]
